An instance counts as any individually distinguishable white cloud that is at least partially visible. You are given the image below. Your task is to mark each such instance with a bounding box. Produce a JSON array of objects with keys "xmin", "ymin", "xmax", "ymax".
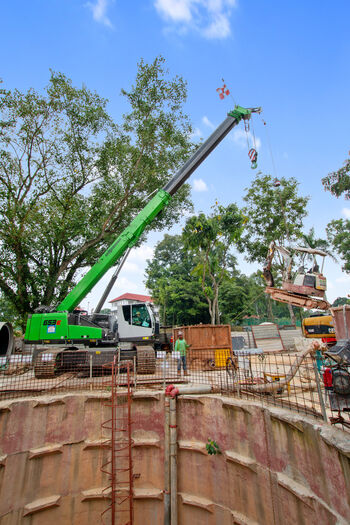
[
  {"xmin": 231, "ymin": 129, "xmax": 262, "ymax": 150},
  {"xmin": 202, "ymin": 115, "xmax": 215, "ymax": 129},
  {"xmin": 123, "ymin": 261, "xmax": 140, "ymax": 273},
  {"xmin": 335, "ymin": 274, "xmax": 350, "ymax": 284},
  {"xmin": 129, "ymin": 245, "xmax": 154, "ymax": 262},
  {"xmin": 87, "ymin": 0, "xmax": 113, "ymax": 28},
  {"xmin": 193, "ymin": 178, "xmax": 208, "ymax": 192},
  {"xmin": 190, "ymin": 127, "xmax": 202, "ymax": 139},
  {"xmin": 154, "ymin": 0, "xmax": 192, "ymax": 22},
  {"xmin": 203, "ymin": 12, "xmax": 230, "ymax": 38},
  {"xmin": 342, "ymin": 207, "xmax": 350, "ymax": 219},
  {"xmin": 154, "ymin": 0, "xmax": 237, "ymax": 39}
]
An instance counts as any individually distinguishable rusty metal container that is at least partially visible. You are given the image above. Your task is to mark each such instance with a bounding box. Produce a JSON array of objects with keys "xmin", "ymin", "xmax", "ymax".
[
  {"xmin": 330, "ymin": 305, "xmax": 350, "ymax": 340},
  {"xmin": 173, "ymin": 324, "xmax": 232, "ymax": 370}
]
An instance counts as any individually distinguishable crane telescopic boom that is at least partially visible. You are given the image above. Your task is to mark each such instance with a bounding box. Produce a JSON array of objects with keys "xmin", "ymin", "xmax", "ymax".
[{"xmin": 57, "ymin": 106, "xmax": 261, "ymax": 313}]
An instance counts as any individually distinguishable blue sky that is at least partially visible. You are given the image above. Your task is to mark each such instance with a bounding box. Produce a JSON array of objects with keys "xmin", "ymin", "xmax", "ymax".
[{"xmin": 1, "ymin": 1, "xmax": 350, "ymax": 308}]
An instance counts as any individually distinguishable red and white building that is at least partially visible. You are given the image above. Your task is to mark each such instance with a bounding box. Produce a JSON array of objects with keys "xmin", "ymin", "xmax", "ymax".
[{"xmin": 109, "ymin": 293, "xmax": 153, "ymax": 312}]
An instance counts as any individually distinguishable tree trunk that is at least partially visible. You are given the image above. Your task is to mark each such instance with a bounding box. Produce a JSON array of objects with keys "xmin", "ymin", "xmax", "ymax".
[
  {"xmin": 266, "ymin": 295, "xmax": 274, "ymax": 322},
  {"xmin": 210, "ymin": 304, "xmax": 215, "ymax": 325},
  {"xmin": 287, "ymin": 303, "xmax": 296, "ymax": 326}
]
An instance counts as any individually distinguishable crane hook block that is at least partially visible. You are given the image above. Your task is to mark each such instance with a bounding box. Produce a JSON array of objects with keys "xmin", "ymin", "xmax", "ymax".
[{"xmin": 248, "ymin": 148, "xmax": 258, "ymax": 169}]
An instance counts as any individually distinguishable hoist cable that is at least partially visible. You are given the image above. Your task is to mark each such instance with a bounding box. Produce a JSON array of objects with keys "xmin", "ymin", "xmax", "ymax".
[
  {"xmin": 221, "ymin": 77, "xmax": 237, "ymax": 107},
  {"xmin": 261, "ymin": 115, "xmax": 291, "ymax": 242},
  {"xmin": 230, "ymin": 289, "xmax": 267, "ymax": 323},
  {"xmin": 262, "ymin": 117, "xmax": 278, "ymax": 180}
]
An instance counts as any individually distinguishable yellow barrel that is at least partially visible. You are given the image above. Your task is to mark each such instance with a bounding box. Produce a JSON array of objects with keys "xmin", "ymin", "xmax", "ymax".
[{"xmin": 215, "ymin": 349, "xmax": 231, "ymax": 367}]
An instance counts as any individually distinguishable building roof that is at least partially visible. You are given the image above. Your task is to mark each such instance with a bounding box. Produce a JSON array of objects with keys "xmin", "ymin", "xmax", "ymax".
[{"xmin": 109, "ymin": 292, "xmax": 153, "ymax": 304}]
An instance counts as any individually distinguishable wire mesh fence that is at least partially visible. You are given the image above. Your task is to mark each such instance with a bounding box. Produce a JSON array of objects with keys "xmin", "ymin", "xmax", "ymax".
[{"xmin": 0, "ymin": 345, "xmax": 349, "ymax": 431}]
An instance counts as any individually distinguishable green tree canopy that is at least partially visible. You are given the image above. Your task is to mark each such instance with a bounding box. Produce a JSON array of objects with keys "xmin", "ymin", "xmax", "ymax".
[
  {"xmin": 322, "ymin": 153, "xmax": 350, "ymax": 273},
  {"xmin": 182, "ymin": 202, "xmax": 246, "ymax": 324},
  {"xmin": 0, "ymin": 57, "xmax": 194, "ymax": 326},
  {"xmin": 240, "ymin": 174, "xmax": 309, "ymax": 263},
  {"xmin": 301, "ymin": 227, "xmax": 336, "ymax": 262},
  {"xmin": 240, "ymin": 174, "xmax": 309, "ymax": 324},
  {"xmin": 332, "ymin": 296, "xmax": 350, "ymax": 307},
  {"xmin": 322, "ymin": 154, "xmax": 350, "ymax": 198},
  {"xmin": 145, "ymin": 234, "xmax": 210, "ymax": 326},
  {"xmin": 326, "ymin": 219, "xmax": 350, "ymax": 272}
]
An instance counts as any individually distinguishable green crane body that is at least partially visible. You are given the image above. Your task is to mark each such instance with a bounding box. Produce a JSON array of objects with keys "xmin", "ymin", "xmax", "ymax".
[{"xmin": 24, "ymin": 106, "xmax": 260, "ymax": 345}]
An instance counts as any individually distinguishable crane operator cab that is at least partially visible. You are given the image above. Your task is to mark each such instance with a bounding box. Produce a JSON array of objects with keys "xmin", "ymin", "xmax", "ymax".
[{"xmin": 116, "ymin": 302, "xmax": 159, "ymax": 344}]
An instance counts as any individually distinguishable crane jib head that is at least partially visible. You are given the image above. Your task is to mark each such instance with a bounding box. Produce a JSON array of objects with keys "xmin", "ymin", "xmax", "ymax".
[{"xmin": 227, "ymin": 106, "xmax": 262, "ymax": 122}]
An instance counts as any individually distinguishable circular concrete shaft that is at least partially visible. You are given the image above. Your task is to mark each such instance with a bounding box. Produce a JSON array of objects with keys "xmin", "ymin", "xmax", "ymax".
[{"xmin": 0, "ymin": 392, "xmax": 349, "ymax": 524}]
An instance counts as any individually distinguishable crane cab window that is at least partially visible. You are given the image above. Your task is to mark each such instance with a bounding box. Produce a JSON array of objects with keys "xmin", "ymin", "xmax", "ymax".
[
  {"xmin": 122, "ymin": 305, "xmax": 131, "ymax": 324},
  {"xmin": 304, "ymin": 274, "xmax": 316, "ymax": 288},
  {"xmin": 131, "ymin": 304, "xmax": 151, "ymax": 327}
]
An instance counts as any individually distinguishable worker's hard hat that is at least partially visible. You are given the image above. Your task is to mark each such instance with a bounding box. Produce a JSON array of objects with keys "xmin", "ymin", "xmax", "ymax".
[{"xmin": 178, "ymin": 331, "xmax": 183, "ymax": 335}]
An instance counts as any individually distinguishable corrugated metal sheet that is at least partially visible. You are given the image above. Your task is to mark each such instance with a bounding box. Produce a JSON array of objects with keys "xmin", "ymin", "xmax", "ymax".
[
  {"xmin": 173, "ymin": 324, "xmax": 232, "ymax": 351},
  {"xmin": 251, "ymin": 324, "xmax": 285, "ymax": 352},
  {"xmin": 280, "ymin": 328, "xmax": 303, "ymax": 351},
  {"xmin": 330, "ymin": 305, "xmax": 350, "ymax": 340}
]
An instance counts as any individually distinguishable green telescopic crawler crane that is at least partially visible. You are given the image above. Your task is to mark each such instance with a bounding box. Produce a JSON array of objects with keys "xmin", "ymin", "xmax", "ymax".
[{"xmin": 24, "ymin": 105, "xmax": 261, "ymax": 377}]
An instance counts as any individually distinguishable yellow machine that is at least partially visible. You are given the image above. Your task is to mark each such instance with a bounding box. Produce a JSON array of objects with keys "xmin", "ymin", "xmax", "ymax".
[
  {"xmin": 263, "ymin": 244, "xmax": 330, "ymax": 310},
  {"xmin": 302, "ymin": 314, "xmax": 336, "ymax": 343}
]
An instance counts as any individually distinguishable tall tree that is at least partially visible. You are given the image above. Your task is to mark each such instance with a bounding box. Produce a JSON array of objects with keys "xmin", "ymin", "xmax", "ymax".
[
  {"xmin": 301, "ymin": 227, "xmax": 336, "ymax": 261},
  {"xmin": 0, "ymin": 57, "xmax": 194, "ymax": 327},
  {"xmin": 323, "ymin": 153, "xmax": 350, "ymax": 272},
  {"xmin": 240, "ymin": 174, "xmax": 309, "ymax": 322},
  {"xmin": 326, "ymin": 219, "xmax": 350, "ymax": 272},
  {"xmin": 145, "ymin": 234, "xmax": 209, "ymax": 326},
  {"xmin": 182, "ymin": 202, "xmax": 246, "ymax": 324},
  {"xmin": 322, "ymin": 153, "xmax": 350, "ymax": 198},
  {"xmin": 332, "ymin": 297, "xmax": 350, "ymax": 307}
]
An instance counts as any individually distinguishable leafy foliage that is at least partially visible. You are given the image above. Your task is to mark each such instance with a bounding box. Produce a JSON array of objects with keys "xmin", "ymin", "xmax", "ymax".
[
  {"xmin": 240, "ymin": 174, "xmax": 309, "ymax": 263},
  {"xmin": 326, "ymin": 219, "xmax": 350, "ymax": 272},
  {"xmin": 322, "ymin": 155, "xmax": 350, "ymax": 198},
  {"xmin": 301, "ymin": 227, "xmax": 336, "ymax": 261},
  {"xmin": 206, "ymin": 438, "xmax": 221, "ymax": 455},
  {"xmin": 0, "ymin": 57, "xmax": 194, "ymax": 326},
  {"xmin": 332, "ymin": 297, "xmax": 350, "ymax": 307},
  {"xmin": 145, "ymin": 224, "xmax": 293, "ymax": 327},
  {"xmin": 182, "ymin": 203, "xmax": 246, "ymax": 324},
  {"xmin": 145, "ymin": 234, "xmax": 210, "ymax": 326}
]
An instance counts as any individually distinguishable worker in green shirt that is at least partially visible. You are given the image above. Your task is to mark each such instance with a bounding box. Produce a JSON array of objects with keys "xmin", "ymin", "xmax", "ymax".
[{"xmin": 174, "ymin": 331, "xmax": 191, "ymax": 376}]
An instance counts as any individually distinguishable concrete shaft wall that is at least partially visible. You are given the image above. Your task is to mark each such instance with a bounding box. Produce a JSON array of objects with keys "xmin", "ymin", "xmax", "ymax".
[{"xmin": 0, "ymin": 392, "xmax": 349, "ymax": 524}]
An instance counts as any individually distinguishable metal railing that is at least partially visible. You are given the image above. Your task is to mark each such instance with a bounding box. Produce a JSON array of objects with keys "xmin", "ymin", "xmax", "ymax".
[{"xmin": 0, "ymin": 348, "xmax": 349, "ymax": 432}]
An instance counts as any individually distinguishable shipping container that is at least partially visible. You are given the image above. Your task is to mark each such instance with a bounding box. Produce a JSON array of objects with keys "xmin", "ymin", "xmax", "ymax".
[{"xmin": 173, "ymin": 324, "xmax": 232, "ymax": 370}]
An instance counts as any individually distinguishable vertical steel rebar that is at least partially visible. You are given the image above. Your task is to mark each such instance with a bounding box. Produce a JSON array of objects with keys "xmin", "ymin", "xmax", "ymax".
[
  {"xmin": 111, "ymin": 359, "xmax": 116, "ymax": 525},
  {"xmin": 163, "ymin": 353, "xmax": 166, "ymax": 390},
  {"xmin": 101, "ymin": 358, "xmax": 133, "ymax": 525},
  {"xmin": 127, "ymin": 363, "xmax": 134, "ymax": 525},
  {"xmin": 133, "ymin": 356, "xmax": 137, "ymax": 389},
  {"xmin": 170, "ymin": 397, "xmax": 177, "ymax": 525},
  {"xmin": 312, "ymin": 358, "xmax": 328, "ymax": 422},
  {"xmin": 164, "ymin": 396, "xmax": 170, "ymax": 525}
]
